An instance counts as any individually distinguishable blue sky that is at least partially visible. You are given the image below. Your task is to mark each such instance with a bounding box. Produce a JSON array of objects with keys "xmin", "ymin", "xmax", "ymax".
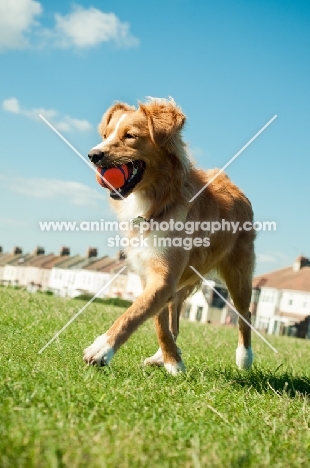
[{"xmin": 0, "ymin": 0, "xmax": 309, "ymax": 276}]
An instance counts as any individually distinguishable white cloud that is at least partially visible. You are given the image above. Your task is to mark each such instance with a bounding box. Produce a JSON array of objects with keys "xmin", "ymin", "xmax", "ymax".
[
  {"xmin": 0, "ymin": 2, "xmax": 139, "ymax": 52},
  {"xmin": 3, "ymin": 97, "xmax": 21, "ymax": 113},
  {"xmin": 256, "ymin": 254, "xmax": 277, "ymax": 263},
  {"xmin": 0, "ymin": 0, "xmax": 42, "ymax": 51},
  {"xmin": 3, "ymin": 97, "xmax": 92, "ymax": 133},
  {"xmin": 0, "ymin": 217, "xmax": 27, "ymax": 227},
  {"xmin": 0, "ymin": 176, "xmax": 105, "ymax": 207},
  {"xmin": 52, "ymin": 6, "xmax": 139, "ymax": 49},
  {"xmin": 256, "ymin": 252, "xmax": 292, "ymax": 265}
]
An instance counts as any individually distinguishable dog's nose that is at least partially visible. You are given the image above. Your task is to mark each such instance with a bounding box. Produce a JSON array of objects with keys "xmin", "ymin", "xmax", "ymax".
[{"xmin": 88, "ymin": 148, "xmax": 105, "ymax": 164}]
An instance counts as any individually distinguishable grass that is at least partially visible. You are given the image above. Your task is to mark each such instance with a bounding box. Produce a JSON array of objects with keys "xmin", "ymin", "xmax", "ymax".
[{"xmin": 1, "ymin": 287, "xmax": 310, "ymax": 468}]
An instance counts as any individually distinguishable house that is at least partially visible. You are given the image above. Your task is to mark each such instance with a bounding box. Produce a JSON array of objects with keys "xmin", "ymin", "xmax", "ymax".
[
  {"xmin": 183, "ymin": 281, "xmax": 237, "ymax": 325},
  {"xmin": 2, "ymin": 247, "xmax": 35, "ymax": 286},
  {"xmin": 48, "ymin": 247, "xmax": 98, "ymax": 297},
  {"xmin": 24, "ymin": 249, "xmax": 74, "ymax": 292},
  {"xmin": 252, "ymin": 256, "xmax": 310, "ymax": 337},
  {"xmin": 81, "ymin": 251, "xmax": 142, "ymax": 300},
  {"xmin": 0, "ymin": 247, "xmax": 24, "ymax": 284}
]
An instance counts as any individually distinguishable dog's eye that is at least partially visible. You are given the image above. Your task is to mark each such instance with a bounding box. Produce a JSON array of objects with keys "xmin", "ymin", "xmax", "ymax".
[{"xmin": 124, "ymin": 133, "xmax": 136, "ymax": 139}]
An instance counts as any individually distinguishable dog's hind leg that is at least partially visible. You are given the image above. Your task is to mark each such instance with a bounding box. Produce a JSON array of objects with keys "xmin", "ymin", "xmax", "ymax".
[
  {"xmin": 169, "ymin": 285, "xmax": 195, "ymax": 339},
  {"xmin": 219, "ymin": 242, "xmax": 255, "ymax": 370},
  {"xmin": 153, "ymin": 306, "xmax": 185, "ymax": 374},
  {"xmin": 144, "ymin": 286, "xmax": 192, "ymax": 371},
  {"xmin": 143, "ymin": 305, "xmax": 183, "ymax": 371}
]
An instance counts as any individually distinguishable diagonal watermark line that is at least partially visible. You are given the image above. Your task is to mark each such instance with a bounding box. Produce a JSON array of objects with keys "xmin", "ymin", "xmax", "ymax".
[
  {"xmin": 189, "ymin": 115, "xmax": 277, "ymax": 202},
  {"xmin": 39, "ymin": 114, "xmax": 127, "ymax": 202},
  {"xmin": 38, "ymin": 265, "xmax": 127, "ymax": 354},
  {"xmin": 189, "ymin": 266, "xmax": 278, "ymax": 353},
  {"xmin": 206, "ymin": 404, "xmax": 230, "ymax": 424}
]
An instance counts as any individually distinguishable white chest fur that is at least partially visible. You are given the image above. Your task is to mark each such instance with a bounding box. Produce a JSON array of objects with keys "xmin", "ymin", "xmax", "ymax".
[
  {"xmin": 116, "ymin": 192, "xmax": 151, "ymax": 222},
  {"xmin": 114, "ymin": 193, "xmax": 166, "ymax": 277}
]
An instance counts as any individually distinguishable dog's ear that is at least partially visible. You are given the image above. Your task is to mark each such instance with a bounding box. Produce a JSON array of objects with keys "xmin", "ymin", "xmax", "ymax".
[
  {"xmin": 98, "ymin": 103, "xmax": 135, "ymax": 138},
  {"xmin": 139, "ymin": 98, "xmax": 186, "ymax": 147}
]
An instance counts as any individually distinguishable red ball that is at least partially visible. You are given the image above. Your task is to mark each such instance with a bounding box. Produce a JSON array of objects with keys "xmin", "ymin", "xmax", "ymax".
[{"xmin": 96, "ymin": 165, "xmax": 130, "ymax": 189}]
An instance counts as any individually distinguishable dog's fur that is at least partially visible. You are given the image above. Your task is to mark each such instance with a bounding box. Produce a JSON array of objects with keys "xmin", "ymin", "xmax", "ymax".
[{"xmin": 84, "ymin": 98, "xmax": 256, "ymax": 374}]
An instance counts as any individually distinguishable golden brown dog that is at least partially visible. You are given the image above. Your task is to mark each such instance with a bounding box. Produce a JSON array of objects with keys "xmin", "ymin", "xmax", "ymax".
[{"xmin": 84, "ymin": 98, "xmax": 256, "ymax": 375}]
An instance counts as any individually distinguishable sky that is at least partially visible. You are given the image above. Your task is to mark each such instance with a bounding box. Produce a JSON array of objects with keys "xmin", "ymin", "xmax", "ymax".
[{"xmin": 0, "ymin": 0, "xmax": 309, "ymax": 277}]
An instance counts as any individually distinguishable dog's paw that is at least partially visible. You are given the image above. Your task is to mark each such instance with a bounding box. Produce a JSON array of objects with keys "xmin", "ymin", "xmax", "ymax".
[
  {"xmin": 236, "ymin": 345, "xmax": 253, "ymax": 370},
  {"xmin": 164, "ymin": 360, "xmax": 186, "ymax": 375},
  {"xmin": 143, "ymin": 347, "xmax": 182, "ymax": 368},
  {"xmin": 83, "ymin": 333, "xmax": 114, "ymax": 366},
  {"xmin": 143, "ymin": 348, "xmax": 164, "ymax": 367}
]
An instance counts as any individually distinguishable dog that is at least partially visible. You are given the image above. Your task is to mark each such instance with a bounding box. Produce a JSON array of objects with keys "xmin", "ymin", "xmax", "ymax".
[{"xmin": 84, "ymin": 97, "xmax": 256, "ymax": 375}]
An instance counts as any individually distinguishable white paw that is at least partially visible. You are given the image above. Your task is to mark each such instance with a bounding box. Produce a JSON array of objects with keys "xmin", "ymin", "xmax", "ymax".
[
  {"xmin": 143, "ymin": 348, "xmax": 164, "ymax": 367},
  {"xmin": 143, "ymin": 347, "xmax": 182, "ymax": 367},
  {"xmin": 164, "ymin": 360, "xmax": 186, "ymax": 375},
  {"xmin": 83, "ymin": 333, "xmax": 114, "ymax": 366},
  {"xmin": 236, "ymin": 345, "xmax": 254, "ymax": 370}
]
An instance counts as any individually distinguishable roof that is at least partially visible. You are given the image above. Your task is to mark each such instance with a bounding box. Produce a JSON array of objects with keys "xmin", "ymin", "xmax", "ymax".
[
  {"xmin": 5, "ymin": 254, "xmax": 36, "ymax": 266},
  {"xmin": 83, "ymin": 256, "xmax": 116, "ymax": 271},
  {"xmin": 52, "ymin": 255, "xmax": 84, "ymax": 269},
  {"xmin": 253, "ymin": 266, "xmax": 310, "ymax": 293},
  {"xmin": 99, "ymin": 259, "xmax": 127, "ymax": 273},
  {"xmin": 16, "ymin": 254, "xmax": 55, "ymax": 267},
  {"xmin": 0, "ymin": 253, "xmax": 22, "ymax": 266}
]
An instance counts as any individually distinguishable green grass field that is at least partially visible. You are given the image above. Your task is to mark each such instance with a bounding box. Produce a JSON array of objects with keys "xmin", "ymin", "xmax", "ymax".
[{"xmin": 1, "ymin": 287, "xmax": 310, "ymax": 467}]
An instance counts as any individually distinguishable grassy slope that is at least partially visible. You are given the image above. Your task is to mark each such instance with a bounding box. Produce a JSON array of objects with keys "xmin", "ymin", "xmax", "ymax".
[{"xmin": 1, "ymin": 287, "xmax": 310, "ymax": 468}]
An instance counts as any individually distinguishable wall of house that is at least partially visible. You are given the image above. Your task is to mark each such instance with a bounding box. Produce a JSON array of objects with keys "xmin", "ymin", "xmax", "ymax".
[
  {"xmin": 255, "ymin": 287, "xmax": 280, "ymax": 332},
  {"xmin": 125, "ymin": 272, "xmax": 143, "ymax": 300},
  {"xmin": 72, "ymin": 270, "xmax": 111, "ymax": 298},
  {"xmin": 279, "ymin": 290, "xmax": 310, "ymax": 315},
  {"xmin": 255, "ymin": 287, "xmax": 310, "ymax": 335},
  {"xmin": 2, "ymin": 265, "xmax": 18, "ymax": 284},
  {"xmin": 183, "ymin": 286, "xmax": 229, "ymax": 325}
]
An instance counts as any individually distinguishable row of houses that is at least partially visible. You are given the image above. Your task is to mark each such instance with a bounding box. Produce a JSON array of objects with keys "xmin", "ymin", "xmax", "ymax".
[
  {"xmin": 1, "ymin": 245, "xmax": 310, "ymax": 337},
  {"xmin": 0, "ymin": 246, "xmax": 143, "ymax": 301}
]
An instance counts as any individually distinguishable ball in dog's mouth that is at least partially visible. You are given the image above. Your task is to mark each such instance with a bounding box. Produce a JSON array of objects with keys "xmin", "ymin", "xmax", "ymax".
[{"xmin": 96, "ymin": 160, "xmax": 146, "ymax": 200}]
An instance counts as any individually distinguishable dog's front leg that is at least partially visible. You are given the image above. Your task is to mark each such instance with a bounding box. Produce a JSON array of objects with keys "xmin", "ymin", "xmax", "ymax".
[{"xmin": 83, "ymin": 275, "xmax": 179, "ymax": 369}]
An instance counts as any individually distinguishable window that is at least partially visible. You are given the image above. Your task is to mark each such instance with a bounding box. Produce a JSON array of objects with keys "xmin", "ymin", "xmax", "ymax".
[
  {"xmin": 196, "ymin": 306, "xmax": 203, "ymax": 322},
  {"xmin": 257, "ymin": 319, "xmax": 270, "ymax": 333},
  {"xmin": 183, "ymin": 304, "xmax": 191, "ymax": 319},
  {"xmin": 211, "ymin": 287, "xmax": 228, "ymax": 308}
]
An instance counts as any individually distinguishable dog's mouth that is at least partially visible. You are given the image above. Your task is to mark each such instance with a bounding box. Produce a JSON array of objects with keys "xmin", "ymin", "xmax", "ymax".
[{"xmin": 109, "ymin": 160, "xmax": 146, "ymax": 200}]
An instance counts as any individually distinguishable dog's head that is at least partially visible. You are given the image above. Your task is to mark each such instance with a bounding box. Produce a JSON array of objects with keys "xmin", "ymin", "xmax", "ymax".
[{"xmin": 88, "ymin": 98, "xmax": 189, "ymax": 200}]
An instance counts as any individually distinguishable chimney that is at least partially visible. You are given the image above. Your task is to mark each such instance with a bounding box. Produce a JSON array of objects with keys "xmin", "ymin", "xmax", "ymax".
[
  {"xmin": 118, "ymin": 250, "xmax": 126, "ymax": 260},
  {"xmin": 12, "ymin": 246, "xmax": 22, "ymax": 254},
  {"xmin": 59, "ymin": 246, "xmax": 70, "ymax": 256},
  {"xmin": 87, "ymin": 247, "xmax": 97, "ymax": 258},
  {"xmin": 33, "ymin": 246, "xmax": 45, "ymax": 255},
  {"xmin": 293, "ymin": 256, "xmax": 310, "ymax": 272}
]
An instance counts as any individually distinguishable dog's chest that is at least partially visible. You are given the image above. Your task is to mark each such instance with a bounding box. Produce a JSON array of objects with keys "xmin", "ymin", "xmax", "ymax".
[
  {"xmin": 115, "ymin": 192, "xmax": 151, "ymax": 221},
  {"xmin": 114, "ymin": 193, "xmax": 165, "ymax": 277}
]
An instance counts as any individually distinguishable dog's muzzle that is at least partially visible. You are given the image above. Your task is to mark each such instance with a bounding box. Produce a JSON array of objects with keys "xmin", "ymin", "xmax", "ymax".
[{"xmin": 88, "ymin": 148, "xmax": 105, "ymax": 165}]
